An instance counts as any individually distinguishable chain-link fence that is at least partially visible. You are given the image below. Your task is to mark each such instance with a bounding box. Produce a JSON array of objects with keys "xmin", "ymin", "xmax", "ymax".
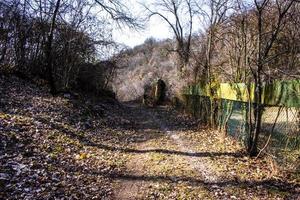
[{"xmin": 183, "ymin": 94, "xmax": 300, "ymax": 165}]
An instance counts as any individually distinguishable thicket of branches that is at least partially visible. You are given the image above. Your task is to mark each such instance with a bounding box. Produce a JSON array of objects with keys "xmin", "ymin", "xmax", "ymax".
[
  {"xmin": 138, "ymin": 0, "xmax": 300, "ymax": 83},
  {"xmin": 193, "ymin": 0, "xmax": 300, "ymax": 156},
  {"xmin": 0, "ymin": 0, "xmax": 135, "ymax": 94}
]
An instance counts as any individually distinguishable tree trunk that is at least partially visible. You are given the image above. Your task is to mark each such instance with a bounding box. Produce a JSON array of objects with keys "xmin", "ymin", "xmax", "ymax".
[
  {"xmin": 249, "ymin": 78, "xmax": 263, "ymax": 156},
  {"xmin": 46, "ymin": 0, "xmax": 61, "ymax": 94},
  {"xmin": 248, "ymin": 6, "xmax": 264, "ymax": 156}
]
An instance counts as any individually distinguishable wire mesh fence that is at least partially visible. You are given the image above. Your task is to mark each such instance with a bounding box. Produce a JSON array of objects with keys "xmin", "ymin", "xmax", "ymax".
[{"xmin": 183, "ymin": 94, "xmax": 300, "ymax": 164}]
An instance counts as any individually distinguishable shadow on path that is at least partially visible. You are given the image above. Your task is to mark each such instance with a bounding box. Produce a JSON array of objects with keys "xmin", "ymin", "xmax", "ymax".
[
  {"xmin": 35, "ymin": 115, "xmax": 244, "ymax": 158},
  {"xmin": 86, "ymin": 170, "xmax": 299, "ymax": 193}
]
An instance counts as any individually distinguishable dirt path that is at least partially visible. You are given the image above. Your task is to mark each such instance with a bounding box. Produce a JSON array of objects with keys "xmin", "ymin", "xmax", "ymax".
[
  {"xmin": 113, "ymin": 104, "xmax": 221, "ymax": 199},
  {"xmin": 112, "ymin": 104, "xmax": 299, "ymax": 200}
]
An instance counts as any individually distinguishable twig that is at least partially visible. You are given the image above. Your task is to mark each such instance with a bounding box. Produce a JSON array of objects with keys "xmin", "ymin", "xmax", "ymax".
[{"xmin": 255, "ymin": 106, "xmax": 282, "ymax": 159}]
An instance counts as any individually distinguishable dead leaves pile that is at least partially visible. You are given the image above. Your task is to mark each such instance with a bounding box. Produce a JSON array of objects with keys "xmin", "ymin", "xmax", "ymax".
[{"xmin": 0, "ymin": 75, "xmax": 131, "ymax": 199}]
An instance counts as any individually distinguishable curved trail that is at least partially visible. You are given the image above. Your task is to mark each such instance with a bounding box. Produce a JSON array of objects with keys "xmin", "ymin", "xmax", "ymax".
[
  {"xmin": 111, "ymin": 104, "xmax": 299, "ymax": 200},
  {"xmin": 113, "ymin": 104, "xmax": 219, "ymax": 199}
]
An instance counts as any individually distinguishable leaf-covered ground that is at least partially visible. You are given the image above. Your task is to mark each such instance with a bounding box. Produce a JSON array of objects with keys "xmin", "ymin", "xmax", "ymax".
[{"xmin": 0, "ymin": 75, "xmax": 299, "ymax": 199}]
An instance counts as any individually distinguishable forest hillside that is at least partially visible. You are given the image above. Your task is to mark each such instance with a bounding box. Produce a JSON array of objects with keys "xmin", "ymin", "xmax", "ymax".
[{"xmin": 1, "ymin": 0, "xmax": 300, "ymax": 199}]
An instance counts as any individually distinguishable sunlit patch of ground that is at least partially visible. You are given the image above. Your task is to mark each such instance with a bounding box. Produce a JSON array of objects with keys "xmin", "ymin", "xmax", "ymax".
[
  {"xmin": 1, "ymin": 75, "xmax": 299, "ymax": 200},
  {"xmin": 113, "ymin": 107, "xmax": 299, "ymax": 200}
]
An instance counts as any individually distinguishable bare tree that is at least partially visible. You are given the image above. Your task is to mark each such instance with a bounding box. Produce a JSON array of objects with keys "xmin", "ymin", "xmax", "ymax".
[
  {"xmin": 0, "ymin": 0, "xmax": 139, "ymax": 95},
  {"xmin": 95, "ymin": 0, "xmax": 141, "ymax": 28},
  {"xmin": 45, "ymin": 0, "xmax": 61, "ymax": 94},
  {"xmin": 195, "ymin": 0, "xmax": 231, "ymax": 83},
  {"xmin": 144, "ymin": 0, "xmax": 194, "ymax": 73},
  {"xmin": 193, "ymin": 0, "xmax": 231, "ymax": 127},
  {"xmin": 248, "ymin": 0, "xmax": 298, "ymax": 156},
  {"xmin": 44, "ymin": 0, "xmax": 140, "ymax": 94}
]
